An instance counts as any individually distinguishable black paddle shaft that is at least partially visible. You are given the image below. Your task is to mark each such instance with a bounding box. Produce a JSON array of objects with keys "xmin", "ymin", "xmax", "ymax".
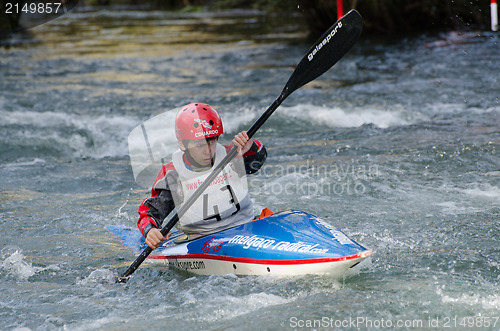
[{"xmin": 116, "ymin": 10, "xmax": 363, "ymax": 283}]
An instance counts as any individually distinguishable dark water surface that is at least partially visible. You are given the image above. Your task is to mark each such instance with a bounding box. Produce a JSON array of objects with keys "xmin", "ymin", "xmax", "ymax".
[{"xmin": 1, "ymin": 8, "xmax": 499, "ymax": 331}]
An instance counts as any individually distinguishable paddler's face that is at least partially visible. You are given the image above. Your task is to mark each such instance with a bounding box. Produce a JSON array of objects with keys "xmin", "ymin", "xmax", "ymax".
[{"xmin": 180, "ymin": 137, "xmax": 218, "ymax": 166}]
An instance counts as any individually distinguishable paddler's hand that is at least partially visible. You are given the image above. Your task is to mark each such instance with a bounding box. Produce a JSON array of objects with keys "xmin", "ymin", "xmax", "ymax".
[
  {"xmin": 232, "ymin": 131, "xmax": 253, "ymax": 156},
  {"xmin": 145, "ymin": 228, "xmax": 171, "ymax": 249}
]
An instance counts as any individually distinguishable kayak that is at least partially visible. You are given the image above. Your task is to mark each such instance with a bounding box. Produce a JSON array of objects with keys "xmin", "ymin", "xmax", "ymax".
[{"xmin": 108, "ymin": 210, "xmax": 371, "ymax": 277}]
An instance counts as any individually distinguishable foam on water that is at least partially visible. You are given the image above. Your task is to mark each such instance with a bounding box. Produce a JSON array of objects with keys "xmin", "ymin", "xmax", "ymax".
[
  {"xmin": 0, "ymin": 246, "xmax": 60, "ymax": 281},
  {"xmin": 1, "ymin": 9, "xmax": 499, "ymax": 331},
  {"xmin": 433, "ymin": 183, "xmax": 500, "ymax": 215},
  {"xmin": 219, "ymin": 106, "xmax": 260, "ymax": 134},
  {"xmin": 64, "ymin": 316, "xmax": 125, "ymax": 331},
  {"xmin": 192, "ymin": 292, "xmax": 291, "ymax": 322},
  {"xmin": 0, "ymin": 109, "xmax": 138, "ymax": 159},
  {"xmin": 0, "ymin": 247, "xmax": 36, "ymax": 280},
  {"xmin": 436, "ymin": 201, "xmax": 482, "ymax": 215},
  {"xmin": 214, "ymin": 102, "xmax": 429, "ymax": 135},
  {"xmin": 281, "ymin": 103, "xmax": 427, "ymax": 129},
  {"xmin": 437, "ymin": 289, "xmax": 500, "ymax": 311},
  {"xmin": 76, "ymin": 268, "xmax": 117, "ymax": 285},
  {"xmin": 459, "ymin": 183, "xmax": 500, "ymax": 199},
  {"xmin": 1, "ymin": 158, "xmax": 46, "ymax": 168}
]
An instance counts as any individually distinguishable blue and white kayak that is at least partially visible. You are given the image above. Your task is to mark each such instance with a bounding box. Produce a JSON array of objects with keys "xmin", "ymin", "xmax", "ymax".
[{"xmin": 107, "ymin": 210, "xmax": 371, "ymax": 277}]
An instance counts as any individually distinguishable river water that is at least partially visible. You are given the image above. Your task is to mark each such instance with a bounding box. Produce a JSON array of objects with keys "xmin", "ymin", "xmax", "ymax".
[{"xmin": 1, "ymin": 8, "xmax": 499, "ymax": 331}]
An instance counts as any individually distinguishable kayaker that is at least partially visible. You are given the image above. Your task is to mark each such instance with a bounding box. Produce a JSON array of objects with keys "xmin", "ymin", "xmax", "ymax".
[{"xmin": 137, "ymin": 103, "xmax": 267, "ymax": 249}]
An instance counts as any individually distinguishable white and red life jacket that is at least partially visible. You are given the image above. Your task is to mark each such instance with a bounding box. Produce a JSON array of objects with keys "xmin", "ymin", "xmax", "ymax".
[{"xmin": 171, "ymin": 143, "xmax": 254, "ymax": 235}]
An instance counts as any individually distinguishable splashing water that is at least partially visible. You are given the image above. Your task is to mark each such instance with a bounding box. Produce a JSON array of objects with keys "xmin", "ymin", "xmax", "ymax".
[
  {"xmin": 1, "ymin": 247, "xmax": 36, "ymax": 280},
  {"xmin": 76, "ymin": 268, "xmax": 117, "ymax": 286},
  {"xmin": 1, "ymin": 8, "xmax": 499, "ymax": 331}
]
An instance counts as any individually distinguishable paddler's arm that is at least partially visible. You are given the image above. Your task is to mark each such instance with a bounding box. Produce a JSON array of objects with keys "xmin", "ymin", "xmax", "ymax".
[
  {"xmin": 138, "ymin": 165, "xmax": 178, "ymax": 249},
  {"xmin": 231, "ymin": 131, "xmax": 267, "ymax": 174},
  {"xmin": 138, "ymin": 193, "xmax": 175, "ymax": 249},
  {"xmin": 138, "ymin": 204, "xmax": 172, "ymax": 249}
]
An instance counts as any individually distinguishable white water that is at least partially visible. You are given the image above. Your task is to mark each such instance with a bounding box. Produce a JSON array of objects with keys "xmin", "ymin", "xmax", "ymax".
[{"xmin": 1, "ymin": 8, "xmax": 499, "ymax": 331}]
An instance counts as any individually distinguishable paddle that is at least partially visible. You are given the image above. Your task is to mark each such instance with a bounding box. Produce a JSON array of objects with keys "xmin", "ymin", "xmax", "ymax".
[{"xmin": 116, "ymin": 9, "xmax": 363, "ymax": 283}]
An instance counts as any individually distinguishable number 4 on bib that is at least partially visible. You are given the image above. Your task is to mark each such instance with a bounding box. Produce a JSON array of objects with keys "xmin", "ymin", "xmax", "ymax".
[{"xmin": 203, "ymin": 184, "xmax": 241, "ymax": 222}]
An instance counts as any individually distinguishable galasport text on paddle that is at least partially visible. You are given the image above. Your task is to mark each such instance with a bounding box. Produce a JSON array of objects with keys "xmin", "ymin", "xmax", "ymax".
[{"xmin": 117, "ymin": 9, "xmax": 363, "ymax": 283}]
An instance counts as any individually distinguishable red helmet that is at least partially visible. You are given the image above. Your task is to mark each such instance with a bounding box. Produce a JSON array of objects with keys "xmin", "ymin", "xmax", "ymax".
[{"xmin": 175, "ymin": 103, "xmax": 223, "ymax": 141}]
